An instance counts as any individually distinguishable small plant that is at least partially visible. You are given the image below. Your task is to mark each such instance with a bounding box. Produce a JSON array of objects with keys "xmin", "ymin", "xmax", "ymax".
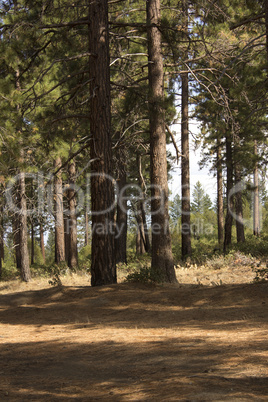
[
  {"xmin": 48, "ymin": 273, "xmax": 62, "ymax": 287},
  {"xmin": 205, "ymin": 254, "xmax": 228, "ymax": 270},
  {"xmin": 253, "ymin": 259, "xmax": 268, "ymax": 282},
  {"xmin": 254, "ymin": 267, "xmax": 268, "ymax": 282},
  {"xmin": 48, "ymin": 263, "xmax": 67, "ymax": 287},
  {"xmin": 125, "ymin": 265, "xmax": 156, "ymax": 284}
]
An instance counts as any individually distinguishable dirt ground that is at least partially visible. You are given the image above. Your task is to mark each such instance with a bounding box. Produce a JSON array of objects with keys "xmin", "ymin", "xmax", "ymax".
[{"xmin": 0, "ymin": 262, "xmax": 268, "ymax": 401}]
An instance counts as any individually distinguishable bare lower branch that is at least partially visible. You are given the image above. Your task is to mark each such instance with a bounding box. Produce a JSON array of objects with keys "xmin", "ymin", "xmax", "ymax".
[{"xmin": 165, "ymin": 124, "xmax": 182, "ymax": 164}]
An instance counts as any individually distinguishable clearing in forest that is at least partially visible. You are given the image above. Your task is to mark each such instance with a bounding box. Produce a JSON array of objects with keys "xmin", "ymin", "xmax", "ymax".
[{"xmin": 0, "ymin": 263, "xmax": 267, "ymax": 401}]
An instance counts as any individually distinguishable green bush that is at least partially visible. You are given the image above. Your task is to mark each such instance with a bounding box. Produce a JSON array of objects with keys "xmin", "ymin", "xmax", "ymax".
[
  {"xmin": 232, "ymin": 235, "xmax": 268, "ymax": 257},
  {"xmin": 78, "ymin": 244, "xmax": 91, "ymax": 271},
  {"xmin": 125, "ymin": 266, "xmax": 155, "ymax": 284},
  {"xmin": 47, "ymin": 262, "xmax": 69, "ymax": 287},
  {"xmin": 124, "ymin": 254, "xmax": 160, "ymax": 284},
  {"xmin": 254, "ymin": 267, "xmax": 268, "ymax": 282}
]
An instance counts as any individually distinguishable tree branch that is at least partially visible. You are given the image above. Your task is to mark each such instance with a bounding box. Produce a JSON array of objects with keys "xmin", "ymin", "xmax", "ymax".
[
  {"xmin": 230, "ymin": 13, "xmax": 265, "ymax": 30},
  {"xmin": 165, "ymin": 124, "xmax": 183, "ymax": 164}
]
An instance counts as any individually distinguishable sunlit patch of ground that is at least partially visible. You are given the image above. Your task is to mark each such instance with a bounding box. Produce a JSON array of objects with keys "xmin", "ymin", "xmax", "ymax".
[{"xmin": 0, "ymin": 262, "xmax": 267, "ymax": 401}]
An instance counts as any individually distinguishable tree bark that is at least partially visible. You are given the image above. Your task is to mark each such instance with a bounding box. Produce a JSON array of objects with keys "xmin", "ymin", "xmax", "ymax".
[
  {"xmin": 67, "ymin": 161, "xmax": 78, "ymax": 269},
  {"xmin": 181, "ymin": 72, "xmax": 192, "ymax": 259},
  {"xmin": 223, "ymin": 134, "xmax": 234, "ymax": 253},
  {"xmin": 216, "ymin": 142, "xmax": 224, "ymax": 245},
  {"xmin": 136, "ymin": 221, "xmax": 146, "ymax": 255},
  {"xmin": 88, "ymin": 0, "xmax": 116, "ymax": 286},
  {"xmin": 18, "ymin": 172, "xmax": 31, "ymax": 282},
  {"xmin": 181, "ymin": 0, "xmax": 191, "ymax": 259},
  {"xmin": 253, "ymin": 141, "xmax": 260, "ymax": 236},
  {"xmin": 54, "ymin": 157, "xmax": 65, "ymax": 264},
  {"xmin": 265, "ymin": 0, "xmax": 268, "ymax": 62},
  {"xmin": 135, "ymin": 206, "xmax": 146, "ymax": 255},
  {"xmin": 147, "ymin": 0, "xmax": 176, "ymax": 282}
]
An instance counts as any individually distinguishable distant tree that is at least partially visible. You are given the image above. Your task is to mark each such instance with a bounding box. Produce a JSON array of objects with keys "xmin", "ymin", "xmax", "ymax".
[
  {"xmin": 191, "ymin": 181, "xmax": 215, "ymax": 239},
  {"xmin": 191, "ymin": 181, "xmax": 212, "ymax": 214}
]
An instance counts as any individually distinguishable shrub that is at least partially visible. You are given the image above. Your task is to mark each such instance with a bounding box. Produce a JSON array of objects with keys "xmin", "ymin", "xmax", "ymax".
[
  {"xmin": 125, "ymin": 266, "xmax": 155, "ymax": 284},
  {"xmin": 254, "ymin": 267, "xmax": 268, "ymax": 282},
  {"xmin": 233, "ymin": 235, "xmax": 268, "ymax": 257},
  {"xmin": 78, "ymin": 244, "xmax": 91, "ymax": 271}
]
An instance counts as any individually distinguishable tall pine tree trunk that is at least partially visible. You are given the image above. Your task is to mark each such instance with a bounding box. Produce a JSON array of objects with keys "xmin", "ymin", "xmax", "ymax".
[
  {"xmin": 147, "ymin": 0, "xmax": 176, "ymax": 283},
  {"xmin": 253, "ymin": 141, "xmax": 260, "ymax": 236},
  {"xmin": 88, "ymin": 0, "xmax": 116, "ymax": 286},
  {"xmin": 216, "ymin": 142, "xmax": 224, "ymax": 245},
  {"xmin": 223, "ymin": 134, "xmax": 234, "ymax": 253},
  {"xmin": 136, "ymin": 213, "xmax": 146, "ymax": 255},
  {"xmin": 54, "ymin": 157, "xmax": 65, "ymax": 264},
  {"xmin": 134, "ymin": 206, "xmax": 146, "ymax": 255},
  {"xmin": 181, "ymin": 72, "xmax": 192, "ymax": 258},
  {"xmin": 18, "ymin": 171, "xmax": 31, "ymax": 282},
  {"xmin": 67, "ymin": 161, "xmax": 78, "ymax": 269},
  {"xmin": 181, "ymin": 0, "xmax": 191, "ymax": 259},
  {"xmin": 265, "ymin": 0, "xmax": 268, "ymax": 62}
]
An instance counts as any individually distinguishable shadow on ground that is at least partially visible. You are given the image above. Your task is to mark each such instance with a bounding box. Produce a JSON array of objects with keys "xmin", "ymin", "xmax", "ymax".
[{"xmin": 0, "ymin": 282, "xmax": 267, "ymax": 400}]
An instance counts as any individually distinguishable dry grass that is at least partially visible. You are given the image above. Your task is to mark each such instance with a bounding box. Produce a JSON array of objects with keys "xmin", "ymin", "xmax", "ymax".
[{"xmin": 0, "ymin": 260, "xmax": 267, "ymax": 401}]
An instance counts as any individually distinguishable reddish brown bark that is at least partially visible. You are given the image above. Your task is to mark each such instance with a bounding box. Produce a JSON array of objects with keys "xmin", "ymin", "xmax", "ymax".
[
  {"xmin": 147, "ymin": 0, "xmax": 176, "ymax": 282},
  {"xmin": 89, "ymin": 0, "xmax": 116, "ymax": 285}
]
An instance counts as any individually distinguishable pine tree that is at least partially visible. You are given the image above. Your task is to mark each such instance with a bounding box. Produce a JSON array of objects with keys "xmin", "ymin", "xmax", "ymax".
[
  {"xmin": 89, "ymin": 0, "xmax": 116, "ymax": 286},
  {"xmin": 147, "ymin": 0, "xmax": 176, "ymax": 283}
]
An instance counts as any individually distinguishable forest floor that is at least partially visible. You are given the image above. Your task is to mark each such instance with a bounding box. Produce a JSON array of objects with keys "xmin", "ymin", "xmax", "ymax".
[{"xmin": 0, "ymin": 256, "xmax": 268, "ymax": 401}]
